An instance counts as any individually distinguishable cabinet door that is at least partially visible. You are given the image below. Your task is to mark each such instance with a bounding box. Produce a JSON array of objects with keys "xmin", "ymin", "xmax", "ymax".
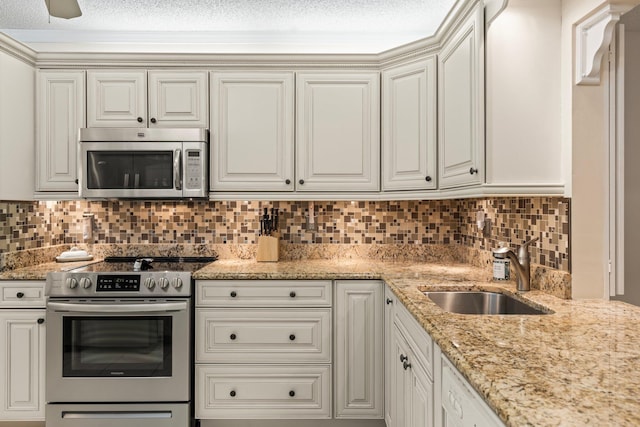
[
  {"xmin": 334, "ymin": 281, "xmax": 383, "ymax": 418},
  {"xmin": 411, "ymin": 362, "xmax": 434, "ymax": 427},
  {"xmin": 0, "ymin": 310, "xmax": 45, "ymax": 420},
  {"xmin": 87, "ymin": 70, "xmax": 147, "ymax": 127},
  {"xmin": 438, "ymin": 4, "xmax": 484, "ymax": 188},
  {"xmin": 391, "ymin": 324, "xmax": 411, "ymax": 427},
  {"xmin": 36, "ymin": 70, "xmax": 85, "ymax": 192},
  {"xmin": 148, "ymin": 71, "xmax": 208, "ymax": 127},
  {"xmin": 384, "ymin": 286, "xmax": 397, "ymax": 427},
  {"xmin": 296, "ymin": 72, "xmax": 380, "ymax": 192},
  {"xmin": 382, "ymin": 58, "xmax": 437, "ymax": 191},
  {"xmin": 210, "ymin": 72, "xmax": 294, "ymax": 191}
]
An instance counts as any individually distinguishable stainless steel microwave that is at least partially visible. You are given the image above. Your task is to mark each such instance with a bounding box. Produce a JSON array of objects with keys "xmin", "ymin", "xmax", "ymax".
[{"xmin": 79, "ymin": 128, "xmax": 208, "ymax": 199}]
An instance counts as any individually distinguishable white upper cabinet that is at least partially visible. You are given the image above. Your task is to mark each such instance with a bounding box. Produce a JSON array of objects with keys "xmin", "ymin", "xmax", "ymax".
[
  {"xmin": 296, "ymin": 72, "xmax": 380, "ymax": 192},
  {"xmin": 36, "ymin": 70, "xmax": 85, "ymax": 192},
  {"xmin": 87, "ymin": 70, "xmax": 208, "ymax": 128},
  {"xmin": 210, "ymin": 72, "xmax": 294, "ymax": 191},
  {"xmin": 382, "ymin": 57, "xmax": 437, "ymax": 191},
  {"xmin": 438, "ymin": 2, "xmax": 484, "ymax": 189}
]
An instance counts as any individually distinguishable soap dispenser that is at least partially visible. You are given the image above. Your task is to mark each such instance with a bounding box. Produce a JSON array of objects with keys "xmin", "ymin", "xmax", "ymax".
[{"xmin": 493, "ymin": 242, "xmax": 510, "ymax": 280}]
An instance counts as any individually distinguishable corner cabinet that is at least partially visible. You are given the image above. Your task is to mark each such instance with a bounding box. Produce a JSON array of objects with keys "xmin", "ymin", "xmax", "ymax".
[
  {"xmin": 438, "ymin": 2, "xmax": 484, "ymax": 189},
  {"xmin": 36, "ymin": 70, "xmax": 85, "ymax": 192},
  {"xmin": 87, "ymin": 70, "xmax": 208, "ymax": 128},
  {"xmin": 382, "ymin": 57, "xmax": 437, "ymax": 191},
  {"xmin": 0, "ymin": 281, "xmax": 46, "ymax": 421},
  {"xmin": 334, "ymin": 280, "xmax": 384, "ymax": 418},
  {"xmin": 210, "ymin": 72, "xmax": 295, "ymax": 192},
  {"xmin": 296, "ymin": 72, "xmax": 380, "ymax": 192}
]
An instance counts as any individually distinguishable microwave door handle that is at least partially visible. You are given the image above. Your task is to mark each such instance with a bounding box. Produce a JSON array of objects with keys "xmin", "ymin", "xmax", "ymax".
[
  {"xmin": 47, "ymin": 301, "xmax": 188, "ymax": 313},
  {"xmin": 174, "ymin": 149, "xmax": 182, "ymax": 190}
]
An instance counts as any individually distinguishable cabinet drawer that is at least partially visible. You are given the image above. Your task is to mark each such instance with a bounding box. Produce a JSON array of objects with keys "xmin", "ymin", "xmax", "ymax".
[
  {"xmin": 195, "ymin": 364, "xmax": 331, "ymax": 419},
  {"xmin": 0, "ymin": 282, "xmax": 46, "ymax": 307},
  {"xmin": 196, "ymin": 280, "xmax": 332, "ymax": 307},
  {"xmin": 395, "ymin": 300, "xmax": 433, "ymax": 379},
  {"xmin": 196, "ymin": 308, "xmax": 331, "ymax": 363}
]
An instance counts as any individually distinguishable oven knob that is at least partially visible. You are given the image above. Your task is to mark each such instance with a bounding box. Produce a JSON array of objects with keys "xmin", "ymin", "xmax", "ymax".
[
  {"xmin": 144, "ymin": 278, "xmax": 156, "ymax": 289},
  {"xmin": 171, "ymin": 278, "xmax": 183, "ymax": 289},
  {"xmin": 158, "ymin": 278, "xmax": 170, "ymax": 289},
  {"xmin": 80, "ymin": 277, "xmax": 92, "ymax": 289},
  {"xmin": 66, "ymin": 278, "xmax": 78, "ymax": 289}
]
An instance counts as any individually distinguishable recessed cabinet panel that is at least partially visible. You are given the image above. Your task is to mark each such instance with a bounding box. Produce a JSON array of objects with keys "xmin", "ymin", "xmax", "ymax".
[
  {"xmin": 296, "ymin": 72, "xmax": 380, "ymax": 192},
  {"xmin": 382, "ymin": 58, "xmax": 437, "ymax": 191},
  {"xmin": 211, "ymin": 72, "xmax": 294, "ymax": 191},
  {"xmin": 87, "ymin": 70, "xmax": 147, "ymax": 127},
  {"xmin": 438, "ymin": 4, "xmax": 484, "ymax": 189},
  {"xmin": 36, "ymin": 71, "xmax": 85, "ymax": 192},
  {"xmin": 0, "ymin": 310, "xmax": 45, "ymax": 420},
  {"xmin": 148, "ymin": 71, "xmax": 208, "ymax": 127}
]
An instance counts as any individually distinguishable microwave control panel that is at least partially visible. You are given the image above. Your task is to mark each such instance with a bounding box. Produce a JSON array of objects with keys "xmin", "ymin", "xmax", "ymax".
[{"xmin": 185, "ymin": 149, "xmax": 202, "ymax": 189}]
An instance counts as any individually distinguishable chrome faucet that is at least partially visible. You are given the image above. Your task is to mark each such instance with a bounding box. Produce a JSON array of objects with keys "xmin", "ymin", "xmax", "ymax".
[{"xmin": 492, "ymin": 237, "xmax": 539, "ymax": 291}]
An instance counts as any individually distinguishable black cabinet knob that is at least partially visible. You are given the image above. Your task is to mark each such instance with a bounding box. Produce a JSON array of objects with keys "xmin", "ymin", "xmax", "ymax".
[
  {"xmin": 230, "ymin": 333, "xmax": 237, "ymax": 341},
  {"xmin": 403, "ymin": 361, "xmax": 412, "ymax": 370},
  {"xmin": 399, "ymin": 354, "xmax": 408, "ymax": 363},
  {"xmin": 75, "ymin": 179, "xmax": 79, "ymax": 184},
  {"xmin": 285, "ymin": 179, "xmax": 291, "ymax": 185},
  {"xmin": 386, "ymin": 298, "xmax": 393, "ymax": 305},
  {"xmin": 150, "ymin": 118, "xmax": 157, "ymax": 124},
  {"xmin": 37, "ymin": 318, "xmax": 45, "ymax": 324},
  {"xmin": 289, "ymin": 291, "xmax": 296, "ymax": 298},
  {"xmin": 289, "ymin": 390, "xmax": 295, "ymax": 397},
  {"xmin": 425, "ymin": 176, "xmax": 432, "ymax": 182},
  {"xmin": 230, "ymin": 291, "xmax": 237, "ymax": 298},
  {"xmin": 298, "ymin": 179, "xmax": 304, "ymax": 185},
  {"xmin": 469, "ymin": 167, "xmax": 478, "ymax": 175},
  {"xmin": 137, "ymin": 117, "xmax": 143, "ymax": 123},
  {"xmin": 289, "ymin": 334, "xmax": 296, "ymax": 341},
  {"xmin": 16, "ymin": 292, "xmax": 24, "ymax": 299},
  {"xmin": 230, "ymin": 390, "xmax": 236, "ymax": 397}
]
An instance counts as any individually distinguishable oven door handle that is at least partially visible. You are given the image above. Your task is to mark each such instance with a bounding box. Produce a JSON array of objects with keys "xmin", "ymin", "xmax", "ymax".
[{"xmin": 47, "ymin": 301, "xmax": 188, "ymax": 313}]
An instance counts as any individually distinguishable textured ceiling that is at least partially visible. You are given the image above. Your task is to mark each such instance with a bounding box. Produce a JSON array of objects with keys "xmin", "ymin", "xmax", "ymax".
[{"xmin": 0, "ymin": 0, "xmax": 458, "ymax": 53}]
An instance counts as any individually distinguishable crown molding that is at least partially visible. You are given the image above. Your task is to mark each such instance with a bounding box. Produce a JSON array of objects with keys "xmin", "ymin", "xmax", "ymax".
[{"xmin": 0, "ymin": 33, "xmax": 37, "ymax": 66}]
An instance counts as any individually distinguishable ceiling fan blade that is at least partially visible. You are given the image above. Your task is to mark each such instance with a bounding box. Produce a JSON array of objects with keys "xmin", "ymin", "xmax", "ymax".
[{"xmin": 44, "ymin": 0, "xmax": 82, "ymax": 19}]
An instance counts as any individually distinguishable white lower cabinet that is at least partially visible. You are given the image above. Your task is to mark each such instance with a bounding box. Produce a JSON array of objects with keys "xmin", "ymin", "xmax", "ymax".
[
  {"xmin": 0, "ymin": 282, "xmax": 46, "ymax": 421},
  {"xmin": 334, "ymin": 280, "xmax": 383, "ymax": 419},
  {"xmin": 195, "ymin": 280, "xmax": 333, "ymax": 420}
]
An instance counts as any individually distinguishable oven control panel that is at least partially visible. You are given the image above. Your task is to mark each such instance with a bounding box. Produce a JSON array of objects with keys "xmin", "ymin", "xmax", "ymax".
[
  {"xmin": 46, "ymin": 272, "xmax": 192, "ymax": 297},
  {"xmin": 96, "ymin": 275, "xmax": 141, "ymax": 292}
]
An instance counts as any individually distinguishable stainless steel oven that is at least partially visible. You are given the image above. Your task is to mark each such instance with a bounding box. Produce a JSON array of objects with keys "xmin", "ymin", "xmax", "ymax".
[{"xmin": 45, "ymin": 257, "xmax": 215, "ymax": 427}]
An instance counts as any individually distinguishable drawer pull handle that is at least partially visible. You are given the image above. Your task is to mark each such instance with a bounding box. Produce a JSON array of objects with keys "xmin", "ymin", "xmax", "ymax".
[
  {"xmin": 289, "ymin": 291, "xmax": 296, "ymax": 298},
  {"xmin": 230, "ymin": 291, "xmax": 237, "ymax": 298},
  {"xmin": 230, "ymin": 390, "xmax": 236, "ymax": 397},
  {"xmin": 289, "ymin": 334, "xmax": 296, "ymax": 341},
  {"xmin": 37, "ymin": 318, "xmax": 45, "ymax": 324},
  {"xmin": 16, "ymin": 292, "xmax": 24, "ymax": 299},
  {"xmin": 399, "ymin": 354, "xmax": 408, "ymax": 363},
  {"xmin": 289, "ymin": 390, "xmax": 295, "ymax": 397},
  {"xmin": 230, "ymin": 333, "xmax": 237, "ymax": 341}
]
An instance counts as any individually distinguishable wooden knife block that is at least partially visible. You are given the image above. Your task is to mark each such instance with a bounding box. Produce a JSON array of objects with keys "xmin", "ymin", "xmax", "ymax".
[{"xmin": 256, "ymin": 234, "xmax": 279, "ymax": 262}]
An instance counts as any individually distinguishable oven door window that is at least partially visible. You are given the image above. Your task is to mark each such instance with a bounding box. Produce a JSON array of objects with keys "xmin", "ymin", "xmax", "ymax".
[
  {"xmin": 63, "ymin": 316, "xmax": 172, "ymax": 377},
  {"xmin": 86, "ymin": 151, "xmax": 174, "ymax": 190}
]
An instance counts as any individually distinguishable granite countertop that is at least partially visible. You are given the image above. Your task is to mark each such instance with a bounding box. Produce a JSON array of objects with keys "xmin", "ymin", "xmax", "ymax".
[{"xmin": 1, "ymin": 258, "xmax": 638, "ymax": 426}]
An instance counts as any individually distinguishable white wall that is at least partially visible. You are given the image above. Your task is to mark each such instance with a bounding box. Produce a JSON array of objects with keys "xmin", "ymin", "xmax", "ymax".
[
  {"xmin": 0, "ymin": 50, "xmax": 35, "ymax": 200},
  {"xmin": 485, "ymin": 0, "xmax": 562, "ymax": 186}
]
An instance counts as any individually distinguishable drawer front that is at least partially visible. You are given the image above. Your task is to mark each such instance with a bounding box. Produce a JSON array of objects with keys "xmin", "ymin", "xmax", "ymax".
[
  {"xmin": 195, "ymin": 365, "xmax": 331, "ymax": 419},
  {"xmin": 0, "ymin": 281, "xmax": 46, "ymax": 307},
  {"xmin": 395, "ymin": 300, "xmax": 433, "ymax": 378},
  {"xmin": 196, "ymin": 308, "xmax": 331, "ymax": 363},
  {"xmin": 196, "ymin": 280, "xmax": 332, "ymax": 307}
]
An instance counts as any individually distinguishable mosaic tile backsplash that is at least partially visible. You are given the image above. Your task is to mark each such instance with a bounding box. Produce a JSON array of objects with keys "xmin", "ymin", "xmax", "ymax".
[{"xmin": 0, "ymin": 197, "xmax": 570, "ymax": 271}]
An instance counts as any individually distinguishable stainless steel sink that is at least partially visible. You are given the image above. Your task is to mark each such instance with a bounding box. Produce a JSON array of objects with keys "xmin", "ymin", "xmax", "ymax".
[{"xmin": 424, "ymin": 291, "xmax": 551, "ymax": 315}]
